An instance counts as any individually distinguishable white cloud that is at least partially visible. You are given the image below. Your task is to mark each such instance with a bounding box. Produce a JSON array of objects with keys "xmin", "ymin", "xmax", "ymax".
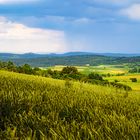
[
  {"xmin": 85, "ymin": 0, "xmax": 139, "ymax": 6},
  {"xmin": 0, "ymin": 0, "xmax": 38, "ymax": 4},
  {"xmin": 95, "ymin": 0, "xmax": 126, "ymax": 4},
  {"xmin": 73, "ymin": 18, "xmax": 95, "ymax": 24},
  {"xmin": 120, "ymin": 4, "xmax": 140, "ymax": 20},
  {"xmin": 85, "ymin": 0, "xmax": 123, "ymax": 4},
  {"xmin": 13, "ymin": 16, "xmax": 95, "ymax": 29},
  {"xmin": 0, "ymin": 17, "xmax": 66, "ymax": 53}
]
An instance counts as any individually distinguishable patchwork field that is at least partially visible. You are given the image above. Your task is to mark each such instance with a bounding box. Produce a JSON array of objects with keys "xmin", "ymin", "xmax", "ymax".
[
  {"xmin": 48, "ymin": 64, "xmax": 128, "ymax": 75},
  {"xmin": 47, "ymin": 65, "xmax": 140, "ymax": 91},
  {"xmin": 106, "ymin": 74, "xmax": 140, "ymax": 91}
]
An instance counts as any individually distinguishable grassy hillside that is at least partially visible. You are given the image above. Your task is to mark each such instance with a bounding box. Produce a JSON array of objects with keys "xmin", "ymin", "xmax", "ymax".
[{"xmin": 0, "ymin": 71, "xmax": 140, "ymax": 139}]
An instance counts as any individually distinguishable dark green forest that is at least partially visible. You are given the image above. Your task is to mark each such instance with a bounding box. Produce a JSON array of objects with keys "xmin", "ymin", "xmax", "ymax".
[{"xmin": 2, "ymin": 55, "xmax": 140, "ymax": 67}]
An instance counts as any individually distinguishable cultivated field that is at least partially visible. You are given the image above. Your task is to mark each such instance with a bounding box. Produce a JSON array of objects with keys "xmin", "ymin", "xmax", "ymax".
[
  {"xmin": 106, "ymin": 74, "xmax": 140, "ymax": 91},
  {"xmin": 0, "ymin": 70, "xmax": 140, "ymax": 139},
  {"xmin": 48, "ymin": 65, "xmax": 140, "ymax": 91},
  {"xmin": 48, "ymin": 65, "xmax": 128, "ymax": 75}
]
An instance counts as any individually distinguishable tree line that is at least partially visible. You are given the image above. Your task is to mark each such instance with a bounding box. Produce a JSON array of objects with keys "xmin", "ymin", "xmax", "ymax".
[
  {"xmin": 0, "ymin": 61, "xmax": 132, "ymax": 91},
  {"xmin": 129, "ymin": 67, "xmax": 140, "ymax": 73}
]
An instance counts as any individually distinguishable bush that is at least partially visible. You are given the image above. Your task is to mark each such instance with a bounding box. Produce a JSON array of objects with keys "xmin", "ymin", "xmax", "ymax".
[
  {"xmin": 61, "ymin": 66, "xmax": 78, "ymax": 75},
  {"xmin": 130, "ymin": 78, "xmax": 137, "ymax": 82},
  {"xmin": 88, "ymin": 73, "xmax": 103, "ymax": 81},
  {"xmin": 114, "ymin": 79, "xmax": 119, "ymax": 83}
]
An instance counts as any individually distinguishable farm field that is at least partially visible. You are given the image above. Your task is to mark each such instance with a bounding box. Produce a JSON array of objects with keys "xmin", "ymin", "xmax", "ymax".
[
  {"xmin": 48, "ymin": 64, "xmax": 128, "ymax": 75},
  {"xmin": 105, "ymin": 74, "xmax": 140, "ymax": 91},
  {"xmin": 48, "ymin": 65, "xmax": 140, "ymax": 91},
  {"xmin": 0, "ymin": 70, "xmax": 140, "ymax": 139}
]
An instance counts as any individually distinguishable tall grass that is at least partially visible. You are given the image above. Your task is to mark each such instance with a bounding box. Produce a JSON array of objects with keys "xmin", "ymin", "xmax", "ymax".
[{"xmin": 0, "ymin": 70, "xmax": 140, "ymax": 139}]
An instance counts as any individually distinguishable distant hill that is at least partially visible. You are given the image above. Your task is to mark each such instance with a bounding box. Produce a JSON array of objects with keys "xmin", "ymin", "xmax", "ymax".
[
  {"xmin": 0, "ymin": 52, "xmax": 140, "ymax": 67},
  {"xmin": 0, "ymin": 55, "xmax": 140, "ymax": 67},
  {"xmin": 99, "ymin": 53, "xmax": 140, "ymax": 57},
  {"xmin": 5, "ymin": 55, "xmax": 110, "ymax": 67},
  {"xmin": 0, "ymin": 53, "xmax": 48, "ymax": 59},
  {"xmin": 1, "ymin": 52, "xmax": 140, "ymax": 59}
]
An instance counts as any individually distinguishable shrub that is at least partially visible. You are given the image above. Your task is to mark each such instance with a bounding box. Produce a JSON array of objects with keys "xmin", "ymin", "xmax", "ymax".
[
  {"xmin": 61, "ymin": 66, "xmax": 78, "ymax": 75},
  {"xmin": 130, "ymin": 78, "xmax": 137, "ymax": 82},
  {"xmin": 114, "ymin": 79, "xmax": 119, "ymax": 83},
  {"xmin": 88, "ymin": 73, "xmax": 103, "ymax": 81}
]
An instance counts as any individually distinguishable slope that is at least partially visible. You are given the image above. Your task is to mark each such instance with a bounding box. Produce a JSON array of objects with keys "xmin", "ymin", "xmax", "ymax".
[{"xmin": 0, "ymin": 70, "xmax": 140, "ymax": 139}]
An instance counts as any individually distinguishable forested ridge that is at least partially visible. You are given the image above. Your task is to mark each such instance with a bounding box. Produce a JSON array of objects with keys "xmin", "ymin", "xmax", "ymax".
[{"xmin": 1, "ymin": 55, "xmax": 140, "ymax": 67}]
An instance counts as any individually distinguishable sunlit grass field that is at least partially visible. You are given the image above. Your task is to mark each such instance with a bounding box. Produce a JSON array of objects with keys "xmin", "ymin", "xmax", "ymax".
[
  {"xmin": 48, "ymin": 65, "xmax": 140, "ymax": 91},
  {"xmin": 48, "ymin": 65, "xmax": 127, "ymax": 75},
  {"xmin": 106, "ymin": 74, "xmax": 140, "ymax": 91},
  {"xmin": 0, "ymin": 70, "xmax": 140, "ymax": 139}
]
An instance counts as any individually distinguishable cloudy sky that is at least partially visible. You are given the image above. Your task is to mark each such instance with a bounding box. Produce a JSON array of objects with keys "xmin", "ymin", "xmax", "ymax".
[{"xmin": 0, "ymin": 0, "xmax": 140, "ymax": 53}]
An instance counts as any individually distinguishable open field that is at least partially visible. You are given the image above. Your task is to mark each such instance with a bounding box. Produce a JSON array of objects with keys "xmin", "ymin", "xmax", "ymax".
[
  {"xmin": 0, "ymin": 70, "xmax": 140, "ymax": 139},
  {"xmin": 44, "ymin": 65, "xmax": 140, "ymax": 91},
  {"xmin": 48, "ymin": 64, "xmax": 128, "ymax": 75},
  {"xmin": 105, "ymin": 74, "xmax": 140, "ymax": 91}
]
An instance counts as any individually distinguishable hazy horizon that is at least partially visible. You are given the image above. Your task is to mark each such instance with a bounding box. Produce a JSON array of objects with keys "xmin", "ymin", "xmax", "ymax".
[{"xmin": 1, "ymin": 51, "xmax": 140, "ymax": 55}]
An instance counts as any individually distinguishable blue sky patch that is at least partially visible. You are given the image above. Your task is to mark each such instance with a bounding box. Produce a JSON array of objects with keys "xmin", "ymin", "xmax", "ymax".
[{"xmin": 0, "ymin": 0, "xmax": 140, "ymax": 53}]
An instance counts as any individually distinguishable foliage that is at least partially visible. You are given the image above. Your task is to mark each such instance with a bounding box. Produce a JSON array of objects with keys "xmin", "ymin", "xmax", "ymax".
[
  {"xmin": 0, "ymin": 61, "xmax": 16, "ymax": 71},
  {"xmin": 2, "ymin": 55, "xmax": 140, "ymax": 67},
  {"xmin": 129, "ymin": 67, "xmax": 140, "ymax": 73},
  {"xmin": 61, "ymin": 66, "xmax": 78, "ymax": 75},
  {"xmin": 0, "ymin": 61, "xmax": 132, "ymax": 91},
  {"xmin": 0, "ymin": 61, "xmax": 41, "ymax": 75},
  {"xmin": 18, "ymin": 64, "xmax": 33, "ymax": 74},
  {"xmin": 88, "ymin": 72, "xmax": 103, "ymax": 81},
  {"xmin": 130, "ymin": 78, "xmax": 137, "ymax": 82}
]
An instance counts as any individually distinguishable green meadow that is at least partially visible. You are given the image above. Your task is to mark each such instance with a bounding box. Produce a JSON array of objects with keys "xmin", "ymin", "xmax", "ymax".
[
  {"xmin": 48, "ymin": 64, "xmax": 127, "ymax": 75},
  {"xmin": 106, "ymin": 74, "xmax": 140, "ymax": 91},
  {"xmin": 0, "ymin": 70, "xmax": 140, "ymax": 139},
  {"xmin": 48, "ymin": 65, "xmax": 140, "ymax": 91}
]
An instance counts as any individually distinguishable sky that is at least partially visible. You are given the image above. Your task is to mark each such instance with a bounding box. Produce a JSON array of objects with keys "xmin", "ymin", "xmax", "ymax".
[{"xmin": 0, "ymin": 0, "xmax": 140, "ymax": 53}]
